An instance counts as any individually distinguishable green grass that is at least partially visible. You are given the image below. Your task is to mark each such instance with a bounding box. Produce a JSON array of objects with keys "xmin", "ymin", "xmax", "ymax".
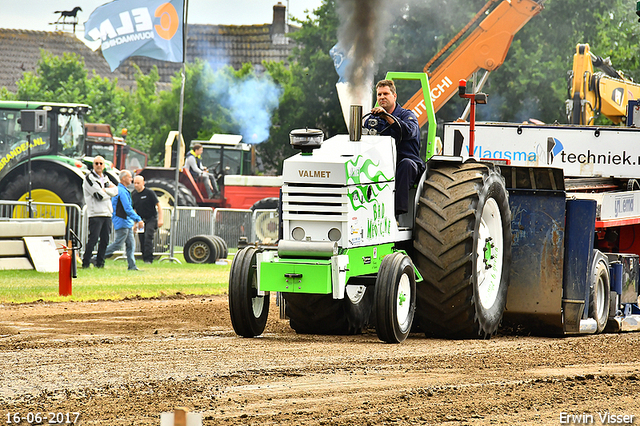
[{"xmin": 0, "ymin": 254, "xmax": 231, "ymax": 304}]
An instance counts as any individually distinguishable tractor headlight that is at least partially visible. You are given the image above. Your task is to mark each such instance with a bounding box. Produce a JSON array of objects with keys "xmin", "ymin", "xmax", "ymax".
[
  {"xmin": 292, "ymin": 227, "xmax": 305, "ymax": 241},
  {"xmin": 289, "ymin": 128, "xmax": 324, "ymax": 154},
  {"xmin": 328, "ymin": 228, "xmax": 341, "ymax": 242}
]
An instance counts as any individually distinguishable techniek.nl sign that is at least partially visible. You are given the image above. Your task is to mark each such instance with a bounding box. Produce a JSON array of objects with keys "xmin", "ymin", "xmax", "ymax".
[{"xmin": 444, "ymin": 123, "xmax": 640, "ymax": 179}]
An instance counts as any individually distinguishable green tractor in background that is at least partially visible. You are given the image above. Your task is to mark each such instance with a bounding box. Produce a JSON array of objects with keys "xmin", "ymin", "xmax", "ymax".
[{"xmin": 0, "ymin": 101, "xmax": 117, "ymax": 218}]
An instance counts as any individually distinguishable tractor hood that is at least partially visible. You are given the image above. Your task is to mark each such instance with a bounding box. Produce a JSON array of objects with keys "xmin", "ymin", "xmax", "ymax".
[{"xmin": 282, "ymin": 134, "xmax": 396, "ymax": 186}]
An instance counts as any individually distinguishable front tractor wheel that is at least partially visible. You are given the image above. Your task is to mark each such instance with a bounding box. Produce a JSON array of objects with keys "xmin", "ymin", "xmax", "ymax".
[
  {"xmin": 589, "ymin": 252, "xmax": 610, "ymax": 333},
  {"xmin": 413, "ymin": 161, "xmax": 511, "ymax": 338},
  {"xmin": 229, "ymin": 247, "xmax": 270, "ymax": 337},
  {"xmin": 374, "ymin": 252, "xmax": 416, "ymax": 343}
]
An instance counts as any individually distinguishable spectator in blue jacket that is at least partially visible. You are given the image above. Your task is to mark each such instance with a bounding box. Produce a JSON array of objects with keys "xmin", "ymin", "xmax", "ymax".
[
  {"xmin": 365, "ymin": 79, "xmax": 425, "ymax": 217},
  {"xmin": 104, "ymin": 170, "xmax": 143, "ymax": 271}
]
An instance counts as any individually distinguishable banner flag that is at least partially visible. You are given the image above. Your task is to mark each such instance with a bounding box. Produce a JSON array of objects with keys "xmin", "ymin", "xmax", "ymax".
[
  {"xmin": 84, "ymin": 0, "xmax": 185, "ymax": 71},
  {"xmin": 329, "ymin": 43, "xmax": 349, "ymax": 83}
]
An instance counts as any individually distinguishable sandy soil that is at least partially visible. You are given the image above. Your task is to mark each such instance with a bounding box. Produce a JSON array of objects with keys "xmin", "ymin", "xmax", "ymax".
[{"xmin": 1, "ymin": 295, "xmax": 639, "ymax": 425}]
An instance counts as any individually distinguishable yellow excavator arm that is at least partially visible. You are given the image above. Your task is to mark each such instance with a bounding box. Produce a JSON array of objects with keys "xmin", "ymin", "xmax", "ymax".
[{"xmin": 568, "ymin": 43, "xmax": 640, "ymax": 125}]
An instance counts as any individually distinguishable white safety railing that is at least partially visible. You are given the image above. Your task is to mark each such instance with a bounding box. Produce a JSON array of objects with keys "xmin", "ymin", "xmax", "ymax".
[{"xmin": 0, "ymin": 200, "xmax": 83, "ymax": 243}]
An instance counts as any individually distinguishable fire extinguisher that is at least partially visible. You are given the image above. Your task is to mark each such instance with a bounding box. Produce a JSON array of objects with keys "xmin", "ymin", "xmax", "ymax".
[
  {"xmin": 58, "ymin": 229, "xmax": 81, "ymax": 297},
  {"xmin": 59, "ymin": 245, "xmax": 72, "ymax": 296}
]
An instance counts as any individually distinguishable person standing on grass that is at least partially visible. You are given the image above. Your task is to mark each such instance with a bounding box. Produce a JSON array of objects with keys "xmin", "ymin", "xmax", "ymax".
[
  {"xmin": 82, "ymin": 156, "xmax": 118, "ymax": 269},
  {"xmin": 104, "ymin": 170, "xmax": 144, "ymax": 271},
  {"xmin": 131, "ymin": 175, "xmax": 163, "ymax": 264}
]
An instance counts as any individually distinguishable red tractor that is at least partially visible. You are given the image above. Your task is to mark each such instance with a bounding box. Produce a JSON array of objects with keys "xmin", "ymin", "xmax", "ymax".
[
  {"xmin": 84, "ymin": 123, "xmax": 148, "ymax": 175},
  {"xmin": 138, "ymin": 132, "xmax": 280, "ymax": 210}
]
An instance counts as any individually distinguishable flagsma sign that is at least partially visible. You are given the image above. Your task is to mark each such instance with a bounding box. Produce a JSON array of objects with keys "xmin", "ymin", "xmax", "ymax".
[{"xmin": 84, "ymin": 0, "xmax": 184, "ymax": 71}]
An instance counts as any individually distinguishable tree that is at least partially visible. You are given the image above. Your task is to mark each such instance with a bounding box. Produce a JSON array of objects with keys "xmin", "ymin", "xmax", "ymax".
[
  {"xmin": 489, "ymin": 0, "xmax": 640, "ymax": 125},
  {"xmin": 15, "ymin": 50, "xmax": 130, "ymax": 138},
  {"xmin": 258, "ymin": 0, "xmax": 343, "ymax": 173}
]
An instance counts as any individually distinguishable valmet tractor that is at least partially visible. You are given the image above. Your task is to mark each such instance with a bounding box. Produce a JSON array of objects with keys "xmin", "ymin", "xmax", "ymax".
[
  {"xmin": 229, "ymin": 73, "xmax": 511, "ymax": 342},
  {"xmin": 229, "ymin": 71, "xmax": 640, "ymax": 343}
]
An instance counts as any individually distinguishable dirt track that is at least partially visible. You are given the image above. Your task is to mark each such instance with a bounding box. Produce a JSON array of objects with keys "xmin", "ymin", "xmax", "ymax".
[{"xmin": 1, "ymin": 295, "xmax": 639, "ymax": 425}]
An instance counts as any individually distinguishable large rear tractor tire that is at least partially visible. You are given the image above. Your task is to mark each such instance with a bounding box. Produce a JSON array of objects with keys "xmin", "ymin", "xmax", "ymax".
[
  {"xmin": 0, "ymin": 168, "xmax": 83, "ymax": 226},
  {"xmin": 374, "ymin": 252, "xmax": 416, "ymax": 343},
  {"xmin": 251, "ymin": 197, "xmax": 280, "ymax": 242},
  {"xmin": 1, "ymin": 168, "xmax": 83, "ymax": 206},
  {"xmin": 145, "ymin": 178, "xmax": 196, "ymax": 209},
  {"xmin": 413, "ymin": 161, "xmax": 511, "ymax": 338},
  {"xmin": 250, "ymin": 197, "xmax": 279, "ymax": 211},
  {"xmin": 183, "ymin": 235, "xmax": 218, "ymax": 264},
  {"xmin": 229, "ymin": 247, "xmax": 270, "ymax": 337},
  {"xmin": 284, "ymin": 285, "xmax": 373, "ymax": 335}
]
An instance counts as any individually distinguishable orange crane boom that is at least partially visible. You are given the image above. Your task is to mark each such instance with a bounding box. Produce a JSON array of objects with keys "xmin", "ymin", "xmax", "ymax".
[{"xmin": 403, "ymin": 0, "xmax": 545, "ymax": 127}]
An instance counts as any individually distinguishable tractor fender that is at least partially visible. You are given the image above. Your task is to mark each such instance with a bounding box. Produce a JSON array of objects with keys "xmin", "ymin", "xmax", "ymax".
[
  {"xmin": 425, "ymin": 154, "xmax": 465, "ymax": 170},
  {"xmin": 138, "ymin": 167, "xmax": 178, "ymax": 182}
]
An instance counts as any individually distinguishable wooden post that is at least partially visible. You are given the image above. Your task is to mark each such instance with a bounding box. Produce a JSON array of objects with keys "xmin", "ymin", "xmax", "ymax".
[
  {"xmin": 160, "ymin": 407, "xmax": 202, "ymax": 426},
  {"xmin": 174, "ymin": 408, "xmax": 188, "ymax": 426}
]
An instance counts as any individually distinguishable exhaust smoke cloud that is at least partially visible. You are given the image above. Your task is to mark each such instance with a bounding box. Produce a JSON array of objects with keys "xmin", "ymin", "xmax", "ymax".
[
  {"xmin": 211, "ymin": 72, "xmax": 283, "ymax": 144},
  {"xmin": 335, "ymin": 0, "xmax": 399, "ymax": 121}
]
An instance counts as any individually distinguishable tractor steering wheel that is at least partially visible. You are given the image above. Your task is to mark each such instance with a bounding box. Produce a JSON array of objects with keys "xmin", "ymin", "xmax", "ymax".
[
  {"xmin": 209, "ymin": 161, "xmax": 222, "ymax": 180},
  {"xmin": 362, "ymin": 111, "xmax": 402, "ymax": 138}
]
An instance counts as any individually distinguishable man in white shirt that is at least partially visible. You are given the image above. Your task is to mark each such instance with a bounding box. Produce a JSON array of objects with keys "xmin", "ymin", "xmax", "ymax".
[{"xmin": 82, "ymin": 156, "xmax": 118, "ymax": 268}]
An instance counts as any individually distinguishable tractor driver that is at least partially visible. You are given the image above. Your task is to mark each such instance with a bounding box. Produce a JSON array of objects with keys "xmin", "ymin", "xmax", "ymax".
[
  {"xmin": 365, "ymin": 79, "xmax": 425, "ymax": 217},
  {"xmin": 185, "ymin": 143, "xmax": 219, "ymax": 198}
]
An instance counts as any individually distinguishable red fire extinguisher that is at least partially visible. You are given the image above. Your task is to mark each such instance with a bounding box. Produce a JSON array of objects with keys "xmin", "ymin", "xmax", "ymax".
[{"xmin": 59, "ymin": 244, "xmax": 72, "ymax": 296}]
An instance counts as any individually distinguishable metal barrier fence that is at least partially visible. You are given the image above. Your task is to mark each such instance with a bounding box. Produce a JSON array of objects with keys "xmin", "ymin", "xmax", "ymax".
[
  {"xmin": 0, "ymin": 199, "xmax": 279, "ymax": 257},
  {"xmin": 167, "ymin": 206, "xmax": 215, "ymax": 248},
  {"xmin": 0, "ymin": 200, "xmax": 83, "ymax": 243},
  {"xmin": 213, "ymin": 208, "xmax": 254, "ymax": 249},
  {"xmin": 79, "ymin": 206, "xmax": 215, "ymax": 257}
]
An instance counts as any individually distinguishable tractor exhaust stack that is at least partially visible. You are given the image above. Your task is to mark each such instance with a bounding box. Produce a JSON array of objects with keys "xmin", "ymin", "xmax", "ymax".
[{"xmin": 349, "ymin": 105, "xmax": 362, "ymax": 141}]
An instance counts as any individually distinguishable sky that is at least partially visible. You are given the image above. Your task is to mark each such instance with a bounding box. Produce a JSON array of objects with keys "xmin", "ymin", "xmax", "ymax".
[{"xmin": 1, "ymin": 0, "xmax": 324, "ymax": 48}]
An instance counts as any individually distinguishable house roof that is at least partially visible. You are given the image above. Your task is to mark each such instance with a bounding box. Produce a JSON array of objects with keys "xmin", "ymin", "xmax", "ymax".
[
  {"xmin": 119, "ymin": 5, "xmax": 297, "ymax": 88},
  {"xmin": 118, "ymin": 22, "xmax": 296, "ymax": 90},
  {"xmin": 0, "ymin": 29, "xmax": 129, "ymax": 92},
  {"xmin": 1, "ymin": 2, "xmax": 298, "ymax": 93}
]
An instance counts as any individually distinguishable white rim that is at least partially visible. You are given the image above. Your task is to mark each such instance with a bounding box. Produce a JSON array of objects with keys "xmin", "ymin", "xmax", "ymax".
[
  {"xmin": 251, "ymin": 268, "xmax": 264, "ymax": 318},
  {"xmin": 346, "ymin": 285, "xmax": 366, "ymax": 304},
  {"xmin": 151, "ymin": 186, "xmax": 175, "ymax": 209},
  {"xmin": 476, "ymin": 197, "xmax": 503, "ymax": 310},
  {"xmin": 595, "ymin": 263, "xmax": 606, "ymax": 321},
  {"xmin": 396, "ymin": 273, "xmax": 412, "ymax": 332}
]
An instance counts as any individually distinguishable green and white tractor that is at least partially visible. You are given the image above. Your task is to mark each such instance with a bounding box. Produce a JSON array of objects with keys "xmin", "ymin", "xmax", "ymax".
[{"xmin": 229, "ymin": 73, "xmax": 512, "ymax": 343}]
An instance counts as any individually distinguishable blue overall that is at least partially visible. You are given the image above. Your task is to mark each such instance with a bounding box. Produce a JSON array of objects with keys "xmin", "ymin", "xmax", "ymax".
[{"xmin": 365, "ymin": 104, "xmax": 425, "ymax": 215}]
